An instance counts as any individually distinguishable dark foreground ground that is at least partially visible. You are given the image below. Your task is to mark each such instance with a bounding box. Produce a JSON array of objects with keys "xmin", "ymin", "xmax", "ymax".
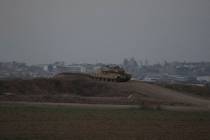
[{"xmin": 0, "ymin": 103, "xmax": 210, "ymax": 140}]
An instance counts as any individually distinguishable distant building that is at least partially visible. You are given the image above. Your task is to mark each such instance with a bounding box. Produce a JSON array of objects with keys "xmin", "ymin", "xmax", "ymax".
[
  {"xmin": 36, "ymin": 64, "xmax": 49, "ymax": 71},
  {"xmin": 57, "ymin": 65, "xmax": 86, "ymax": 73},
  {"xmin": 196, "ymin": 76, "xmax": 210, "ymax": 82},
  {"xmin": 68, "ymin": 65, "xmax": 86, "ymax": 73},
  {"xmin": 168, "ymin": 75, "xmax": 188, "ymax": 82},
  {"xmin": 43, "ymin": 65, "xmax": 49, "ymax": 71},
  {"xmin": 142, "ymin": 74, "xmax": 161, "ymax": 83}
]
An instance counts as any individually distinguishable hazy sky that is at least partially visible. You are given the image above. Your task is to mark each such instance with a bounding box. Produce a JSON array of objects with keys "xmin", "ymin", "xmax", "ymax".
[{"xmin": 0, "ymin": 0, "xmax": 210, "ymax": 64}]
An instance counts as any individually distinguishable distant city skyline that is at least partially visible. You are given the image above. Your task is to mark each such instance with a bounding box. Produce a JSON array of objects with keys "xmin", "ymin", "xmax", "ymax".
[{"xmin": 0, "ymin": 0, "xmax": 210, "ymax": 64}]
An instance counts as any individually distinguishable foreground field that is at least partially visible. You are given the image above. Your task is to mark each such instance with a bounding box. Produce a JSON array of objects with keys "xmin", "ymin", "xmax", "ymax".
[{"xmin": 0, "ymin": 103, "xmax": 210, "ymax": 140}]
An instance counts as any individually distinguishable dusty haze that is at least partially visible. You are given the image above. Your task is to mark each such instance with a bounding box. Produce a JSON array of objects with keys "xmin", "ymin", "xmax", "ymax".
[{"xmin": 0, "ymin": 0, "xmax": 210, "ymax": 64}]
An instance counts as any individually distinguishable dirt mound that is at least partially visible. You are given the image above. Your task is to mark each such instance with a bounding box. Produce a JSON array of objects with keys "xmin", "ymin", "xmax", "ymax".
[
  {"xmin": 1, "ymin": 74, "xmax": 210, "ymax": 110},
  {"xmin": 0, "ymin": 76, "xmax": 135, "ymax": 104},
  {"xmin": 0, "ymin": 77, "xmax": 110, "ymax": 96},
  {"xmin": 0, "ymin": 74, "xmax": 135, "ymax": 98}
]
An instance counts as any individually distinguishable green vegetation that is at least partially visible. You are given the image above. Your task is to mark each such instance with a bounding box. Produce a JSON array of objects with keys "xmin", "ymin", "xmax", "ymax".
[{"xmin": 0, "ymin": 104, "xmax": 210, "ymax": 140}]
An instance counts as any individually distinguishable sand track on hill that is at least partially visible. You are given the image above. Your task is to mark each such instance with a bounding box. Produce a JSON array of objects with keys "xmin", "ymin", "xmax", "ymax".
[{"xmin": 126, "ymin": 81, "xmax": 210, "ymax": 107}]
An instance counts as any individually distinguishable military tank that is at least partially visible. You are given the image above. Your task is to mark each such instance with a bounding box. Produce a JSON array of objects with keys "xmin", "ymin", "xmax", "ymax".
[{"xmin": 90, "ymin": 65, "xmax": 131, "ymax": 82}]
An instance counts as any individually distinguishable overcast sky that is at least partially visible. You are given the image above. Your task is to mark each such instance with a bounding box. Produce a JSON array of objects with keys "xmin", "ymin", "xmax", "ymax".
[{"xmin": 0, "ymin": 0, "xmax": 210, "ymax": 64}]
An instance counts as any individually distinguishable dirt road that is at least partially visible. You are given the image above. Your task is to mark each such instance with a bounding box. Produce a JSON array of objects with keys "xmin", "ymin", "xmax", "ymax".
[
  {"xmin": 1, "ymin": 101, "xmax": 210, "ymax": 112},
  {"xmin": 0, "ymin": 101, "xmax": 139, "ymax": 109}
]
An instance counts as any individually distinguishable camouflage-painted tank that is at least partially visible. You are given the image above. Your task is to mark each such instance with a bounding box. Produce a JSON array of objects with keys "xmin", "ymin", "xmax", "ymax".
[{"xmin": 90, "ymin": 65, "xmax": 131, "ymax": 82}]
